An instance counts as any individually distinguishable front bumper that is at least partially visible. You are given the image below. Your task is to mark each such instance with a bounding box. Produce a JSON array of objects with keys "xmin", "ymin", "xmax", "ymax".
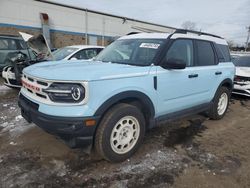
[
  {"xmin": 2, "ymin": 66, "xmax": 21, "ymax": 88},
  {"xmin": 233, "ymin": 83, "xmax": 250, "ymax": 97},
  {"xmin": 18, "ymin": 93, "xmax": 100, "ymax": 148}
]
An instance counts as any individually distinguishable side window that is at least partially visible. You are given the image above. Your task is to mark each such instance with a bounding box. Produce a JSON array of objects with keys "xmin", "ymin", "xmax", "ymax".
[
  {"xmin": 96, "ymin": 48, "xmax": 103, "ymax": 54},
  {"xmin": 8, "ymin": 39, "xmax": 17, "ymax": 50},
  {"xmin": 196, "ymin": 40, "xmax": 216, "ymax": 66},
  {"xmin": 85, "ymin": 49, "xmax": 98, "ymax": 59},
  {"xmin": 71, "ymin": 49, "xmax": 98, "ymax": 60},
  {"xmin": 165, "ymin": 39, "xmax": 194, "ymax": 67},
  {"xmin": 0, "ymin": 38, "xmax": 17, "ymax": 50}
]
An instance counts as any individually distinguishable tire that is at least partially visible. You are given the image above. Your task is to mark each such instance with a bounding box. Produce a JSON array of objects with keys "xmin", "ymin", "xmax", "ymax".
[
  {"xmin": 94, "ymin": 103, "xmax": 145, "ymax": 162},
  {"xmin": 209, "ymin": 86, "xmax": 230, "ymax": 120}
]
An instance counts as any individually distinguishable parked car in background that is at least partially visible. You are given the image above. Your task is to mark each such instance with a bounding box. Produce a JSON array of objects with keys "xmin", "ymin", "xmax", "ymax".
[
  {"xmin": 232, "ymin": 53, "xmax": 250, "ymax": 97},
  {"xmin": 18, "ymin": 30, "xmax": 235, "ymax": 162},
  {"xmin": 52, "ymin": 45, "xmax": 104, "ymax": 61},
  {"xmin": 2, "ymin": 32, "xmax": 104, "ymax": 88},
  {"xmin": 2, "ymin": 32, "xmax": 52, "ymax": 88},
  {"xmin": 0, "ymin": 34, "xmax": 36, "ymax": 73}
]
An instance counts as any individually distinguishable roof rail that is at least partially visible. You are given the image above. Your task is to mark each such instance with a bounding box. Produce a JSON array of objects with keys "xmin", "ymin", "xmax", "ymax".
[{"xmin": 174, "ymin": 29, "xmax": 223, "ymax": 39}]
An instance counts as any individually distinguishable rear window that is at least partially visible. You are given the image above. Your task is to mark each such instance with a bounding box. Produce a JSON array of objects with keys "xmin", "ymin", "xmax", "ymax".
[
  {"xmin": 217, "ymin": 44, "xmax": 231, "ymax": 62},
  {"xmin": 196, "ymin": 40, "xmax": 216, "ymax": 66}
]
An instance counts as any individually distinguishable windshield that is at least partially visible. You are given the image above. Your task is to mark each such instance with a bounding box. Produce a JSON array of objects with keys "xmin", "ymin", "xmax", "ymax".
[
  {"xmin": 95, "ymin": 39, "xmax": 165, "ymax": 66},
  {"xmin": 232, "ymin": 56, "xmax": 250, "ymax": 67},
  {"xmin": 52, "ymin": 47, "xmax": 78, "ymax": 60}
]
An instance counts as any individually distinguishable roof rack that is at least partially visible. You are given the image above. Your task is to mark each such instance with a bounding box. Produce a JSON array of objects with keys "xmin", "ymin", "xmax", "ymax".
[{"xmin": 174, "ymin": 29, "xmax": 223, "ymax": 39}]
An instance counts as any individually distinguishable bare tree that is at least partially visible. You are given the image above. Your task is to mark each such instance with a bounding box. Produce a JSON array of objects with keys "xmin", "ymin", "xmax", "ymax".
[
  {"xmin": 181, "ymin": 21, "xmax": 197, "ymax": 31},
  {"xmin": 227, "ymin": 40, "xmax": 236, "ymax": 49}
]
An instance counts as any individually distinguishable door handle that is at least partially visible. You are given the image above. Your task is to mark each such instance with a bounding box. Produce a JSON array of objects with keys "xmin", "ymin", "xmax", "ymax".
[
  {"xmin": 188, "ymin": 74, "xmax": 198, "ymax": 78},
  {"xmin": 215, "ymin": 71, "xmax": 222, "ymax": 75}
]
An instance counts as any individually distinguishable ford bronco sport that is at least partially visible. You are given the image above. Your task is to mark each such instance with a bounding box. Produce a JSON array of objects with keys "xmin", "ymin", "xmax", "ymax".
[{"xmin": 18, "ymin": 30, "xmax": 235, "ymax": 162}]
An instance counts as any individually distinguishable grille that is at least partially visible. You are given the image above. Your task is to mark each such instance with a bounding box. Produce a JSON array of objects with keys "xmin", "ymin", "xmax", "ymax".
[{"xmin": 22, "ymin": 74, "xmax": 50, "ymax": 101}]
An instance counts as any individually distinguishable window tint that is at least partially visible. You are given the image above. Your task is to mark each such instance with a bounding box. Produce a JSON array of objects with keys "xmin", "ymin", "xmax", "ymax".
[
  {"xmin": 72, "ymin": 49, "xmax": 99, "ymax": 60},
  {"xmin": 217, "ymin": 44, "xmax": 231, "ymax": 62},
  {"xmin": 196, "ymin": 41, "xmax": 216, "ymax": 66},
  {"xmin": 0, "ymin": 38, "xmax": 17, "ymax": 50},
  {"xmin": 165, "ymin": 39, "xmax": 194, "ymax": 66}
]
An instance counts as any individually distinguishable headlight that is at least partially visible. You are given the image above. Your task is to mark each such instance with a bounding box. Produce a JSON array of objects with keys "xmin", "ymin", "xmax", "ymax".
[{"xmin": 43, "ymin": 83, "xmax": 85, "ymax": 103}]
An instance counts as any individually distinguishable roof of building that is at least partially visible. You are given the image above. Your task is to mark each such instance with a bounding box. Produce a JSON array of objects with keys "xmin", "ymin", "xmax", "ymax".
[{"xmin": 35, "ymin": 0, "xmax": 176, "ymax": 30}]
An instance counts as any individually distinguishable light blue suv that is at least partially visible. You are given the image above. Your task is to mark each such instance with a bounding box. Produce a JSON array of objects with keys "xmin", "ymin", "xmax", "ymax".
[{"xmin": 18, "ymin": 30, "xmax": 235, "ymax": 162}]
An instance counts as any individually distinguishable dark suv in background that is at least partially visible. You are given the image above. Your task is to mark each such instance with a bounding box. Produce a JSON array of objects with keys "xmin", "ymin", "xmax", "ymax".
[{"xmin": 0, "ymin": 35, "xmax": 35, "ymax": 73}]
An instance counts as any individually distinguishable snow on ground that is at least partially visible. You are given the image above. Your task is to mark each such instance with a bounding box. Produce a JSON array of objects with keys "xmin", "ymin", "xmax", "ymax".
[
  {"xmin": 0, "ymin": 84, "xmax": 12, "ymax": 93},
  {"xmin": 0, "ymin": 88, "xmax": 34, "ymax": 139},
  {"xmin": 0, "ymin": 115, "xmax": 34, "ymax": 138}
]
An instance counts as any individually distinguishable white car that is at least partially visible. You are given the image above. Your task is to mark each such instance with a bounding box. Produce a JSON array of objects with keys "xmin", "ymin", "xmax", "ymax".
[
  {"xmin": 2, "ymin": 41, "xmax": 104, "ymax": 88},
  {"xmin": 232, "ymin": 53, "xmax": 250, "ymax": 97},
  {"xmin": 52, "ymin": 45, "xmax": 104, "ymax": 61}
]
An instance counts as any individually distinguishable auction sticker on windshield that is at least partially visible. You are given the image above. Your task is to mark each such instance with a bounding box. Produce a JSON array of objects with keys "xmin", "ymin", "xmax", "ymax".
[{"xmin": 139, "ymin": 43, "xmax": 160, "ymax": 49}]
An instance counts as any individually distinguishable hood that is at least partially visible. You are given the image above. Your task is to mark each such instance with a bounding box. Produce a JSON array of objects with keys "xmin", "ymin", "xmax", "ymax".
[
  {"xmin": 235, "ymin": 66, "xmax": 250, "ymax": 77},
  {"xmin": 19, "ymin": 32, "xmax": 53, "ymax": 60},
  {"xmin": 23, "ymin": 60, "xmax": 150, "ymax": 81}
]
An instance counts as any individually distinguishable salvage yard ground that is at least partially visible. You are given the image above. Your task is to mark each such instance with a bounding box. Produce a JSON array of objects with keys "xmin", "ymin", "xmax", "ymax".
[{"xmin": 0, "ymin": 78, "xmax": 250, "ymax": 188}]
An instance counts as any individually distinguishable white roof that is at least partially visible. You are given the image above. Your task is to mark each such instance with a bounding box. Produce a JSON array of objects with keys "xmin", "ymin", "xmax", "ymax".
[
  {"xmin": 170, "ymin": 33, "xmax": 228, "ymax": 45},
  {"xmin": 118, "ymin": 32, "xmax": 228, "ymax": 45}
]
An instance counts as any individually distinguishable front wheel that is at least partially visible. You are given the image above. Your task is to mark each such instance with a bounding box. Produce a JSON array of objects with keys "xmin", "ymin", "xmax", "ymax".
[
  {"xmin": 94, "ymin": 103, "xmax": 145, "ymax": 162},
  {"xmin": 209, "ymin": 86, "xmax": 230, "ymax": 120}
]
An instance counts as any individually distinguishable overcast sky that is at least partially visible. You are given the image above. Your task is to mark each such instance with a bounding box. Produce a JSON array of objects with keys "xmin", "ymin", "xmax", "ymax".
[{"xmin": 50, "ymin": 0, "xmax": 250, "ymax": 45}]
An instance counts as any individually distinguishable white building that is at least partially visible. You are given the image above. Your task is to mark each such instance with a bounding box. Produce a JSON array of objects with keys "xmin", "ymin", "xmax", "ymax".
[{"xmin": 0, "ymin": 0, "xmax": 176, "ymax": 47}]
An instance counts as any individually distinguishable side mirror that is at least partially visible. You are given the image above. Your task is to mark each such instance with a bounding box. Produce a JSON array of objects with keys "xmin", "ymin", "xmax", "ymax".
[
  {"xmin": 161, "ymin": 58, "xmax": 186, "ymax": 69},
  {"xmin": 70, "ymin": 57, "xmax": 78, "ymax": 60}
]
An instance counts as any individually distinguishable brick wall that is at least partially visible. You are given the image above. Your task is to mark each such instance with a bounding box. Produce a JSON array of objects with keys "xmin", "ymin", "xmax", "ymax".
[
  {"xmin": 50, "ymin": 32, "xmax": 86, "ymax": 48},
  {"xmin": 0, "ymin": 27, "xmax": 100, "ymax": 48}
]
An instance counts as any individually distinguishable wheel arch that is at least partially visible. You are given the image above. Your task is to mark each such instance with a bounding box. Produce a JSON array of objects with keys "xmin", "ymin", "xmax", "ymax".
[
  {"xmin": 94, "ymin": 90, "xmax": 156, "ymax": 129},
  {"xmin": 219, "ymin": 78, "xmax": 233, "ymax": 92}
]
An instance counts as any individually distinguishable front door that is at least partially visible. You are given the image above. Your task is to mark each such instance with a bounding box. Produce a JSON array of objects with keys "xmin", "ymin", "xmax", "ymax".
[{"xmin": 156, "ymin": 39, "xmax": 203, "ymax": 117}]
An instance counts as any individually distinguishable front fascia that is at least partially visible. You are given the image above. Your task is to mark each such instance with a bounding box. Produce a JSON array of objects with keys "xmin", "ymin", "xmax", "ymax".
[{"xmin": 20, "ymin": 66, "xmax": 158, "ymax": 118}]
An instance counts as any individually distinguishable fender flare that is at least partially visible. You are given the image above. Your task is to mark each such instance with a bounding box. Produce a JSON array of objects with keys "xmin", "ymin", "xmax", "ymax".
[
  {"xmin": 94, "ymin": 90, "xmax": 155, "ymax": 119},
  {"xmin": 212, "ymin": 78, "xmax": 233, "ymax": 102},
  {"xmin": 218, "ymin": 78, "xmax": 233, "ymax": 91}
]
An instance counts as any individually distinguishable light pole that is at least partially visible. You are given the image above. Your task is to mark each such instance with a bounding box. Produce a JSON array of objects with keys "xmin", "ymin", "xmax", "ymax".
[{"xmin": 245, "ymin": 26, "xmax": 250, "ymax": 52}]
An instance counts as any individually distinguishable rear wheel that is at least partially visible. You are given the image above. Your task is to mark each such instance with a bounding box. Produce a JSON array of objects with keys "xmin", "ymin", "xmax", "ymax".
[
  {"xmin": 209, "ymin": 86, "xmax": 230, "ymax": 120},
  {"xmin": 94, "ymin": 103, "xmax": 145, "ymax": 162}
]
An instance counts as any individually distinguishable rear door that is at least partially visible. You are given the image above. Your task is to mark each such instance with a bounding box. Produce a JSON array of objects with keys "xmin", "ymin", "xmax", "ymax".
[
  {"xmin": 192, "ymin": 40, "xmax": 222, "ymax": 102},
  {"xmin": 156, "ymin": 39, "xmax": 204, "ymax": 116}
]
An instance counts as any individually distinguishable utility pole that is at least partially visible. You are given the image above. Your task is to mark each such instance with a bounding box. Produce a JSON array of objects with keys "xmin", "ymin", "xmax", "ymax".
[{"xmin": 245, "ymin": 26, "xmax": 250, "ymax": 52}]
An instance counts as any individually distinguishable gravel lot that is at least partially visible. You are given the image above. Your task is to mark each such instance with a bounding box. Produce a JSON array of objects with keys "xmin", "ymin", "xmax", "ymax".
[{"xmin": 0, "ymin": 78, "xmax": 250, "ymax": 188}]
